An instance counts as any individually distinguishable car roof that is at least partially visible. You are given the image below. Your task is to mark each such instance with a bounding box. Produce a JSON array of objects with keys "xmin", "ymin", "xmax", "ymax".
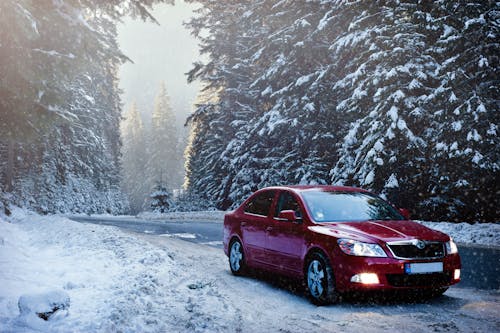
[{"xmin": 263, "ymin": 185, "xmax": 369, "ymax": 193}]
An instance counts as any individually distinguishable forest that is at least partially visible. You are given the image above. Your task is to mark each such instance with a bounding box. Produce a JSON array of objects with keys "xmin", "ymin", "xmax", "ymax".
[
  {"xmin": 184, "ymin": 0, "xmax": 499, "ymax": 222},
  {"xmin": 0, "ymin": 0, "xmax": 170, "ymax": 214},
  {"xmin": 0, "ymin": 0, "xmax": 498, "ymax": 222}
]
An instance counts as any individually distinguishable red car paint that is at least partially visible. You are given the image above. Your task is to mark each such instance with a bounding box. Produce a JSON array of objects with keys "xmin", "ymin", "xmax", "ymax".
[{"xmin": 223, "ymin": 186, "xmax": 461, "ymax": 295}]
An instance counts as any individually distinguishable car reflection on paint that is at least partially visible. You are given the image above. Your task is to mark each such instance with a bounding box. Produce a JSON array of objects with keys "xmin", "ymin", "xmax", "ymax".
[{"xmin": 223, "ymin": 186, "xmax": 461, "ymax": 305}]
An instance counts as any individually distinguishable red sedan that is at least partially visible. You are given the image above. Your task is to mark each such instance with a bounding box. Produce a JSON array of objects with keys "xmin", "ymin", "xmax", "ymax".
[{"xmin": 223, "ymin": 186, "xmax": 461, "ymax": 304}]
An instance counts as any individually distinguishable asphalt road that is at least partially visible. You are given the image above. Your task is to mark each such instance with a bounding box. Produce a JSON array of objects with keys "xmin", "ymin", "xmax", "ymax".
[
  {"xmin": 70, "ymin": 215, "xmax": 223, "ymax": 247},
  {"xmin": 458, "ymin": 245, "xmax": 500, "ymax": 289},
  {"xmin": 69, "ymin": 216, "xmax": 499, "ymax": 290}
]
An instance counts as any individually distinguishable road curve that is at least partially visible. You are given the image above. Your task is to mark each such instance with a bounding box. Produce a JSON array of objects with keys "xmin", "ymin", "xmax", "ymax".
[{"xmin": 68, "ymin": 215, "xmax": 499, "ymax": 290}]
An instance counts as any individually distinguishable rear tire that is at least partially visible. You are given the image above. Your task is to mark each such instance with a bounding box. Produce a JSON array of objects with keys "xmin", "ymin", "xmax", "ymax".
[
  {"xmin": 305, "ymin": 252, "xmax": 339, "ymax": 305},
  {"xmin": 229, "ymin": 239, "xmax": 246, "ymax": 276}
]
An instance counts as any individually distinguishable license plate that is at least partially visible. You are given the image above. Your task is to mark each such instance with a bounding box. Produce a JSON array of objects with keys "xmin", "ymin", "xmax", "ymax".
[{"xmin": 404, "ymin": 262, "xmax": 443, "ymax": 274}]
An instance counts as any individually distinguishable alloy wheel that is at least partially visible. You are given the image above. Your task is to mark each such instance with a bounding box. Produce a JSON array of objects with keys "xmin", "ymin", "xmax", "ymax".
[
  {"xmin": 229, "ymin": 240, "xmax": 243, "ymax": 273},
  {"xmin": 307, "ymin": 259, "xmax": 326, "ymax": 298}
]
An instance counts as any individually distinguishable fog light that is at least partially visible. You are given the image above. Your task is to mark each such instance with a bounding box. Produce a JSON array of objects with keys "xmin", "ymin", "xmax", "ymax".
[
  {"xmin": 351, "ymin": 273, "xmax": 379, "ymax": 284},
  {"xmin": 454, "ymin": 269, "xmax": 461, "ymax": 280}
]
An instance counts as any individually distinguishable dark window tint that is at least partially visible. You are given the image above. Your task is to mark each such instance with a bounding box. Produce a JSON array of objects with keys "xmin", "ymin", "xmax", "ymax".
[
  {"xmin": 274, "ymin": 191, "xmax": 302, "ymax": 219},
  {"xmin": 244, "ymin": 191, "xmax": 275, "ymax": 216}
]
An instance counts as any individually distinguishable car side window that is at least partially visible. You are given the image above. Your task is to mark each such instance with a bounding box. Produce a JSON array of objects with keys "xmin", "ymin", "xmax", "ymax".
[
  {"xmin": 274, "ymin": 191, "xmax": 302, "ymax": 220},
  {"xmin": 244, "ymin": 190, "xmax": 275, "ymax": 216}
]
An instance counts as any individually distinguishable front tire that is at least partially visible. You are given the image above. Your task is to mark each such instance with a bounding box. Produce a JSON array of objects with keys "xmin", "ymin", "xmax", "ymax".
[
  {"xmin": 305, "ymin": 252, "xmax": 339, "ymax": 305},
  {"xmin": 229, "ymin": 239, "xmax": 246, "ymax": 275}
]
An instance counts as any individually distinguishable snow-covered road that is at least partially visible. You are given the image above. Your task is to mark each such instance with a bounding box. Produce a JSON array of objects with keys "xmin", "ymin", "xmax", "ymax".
[
  {"xmin": 69, "ymin": 215, "xmax": 224, "ymax": 247},
  {"xmin": 1, "ymin": 210, "xmax": 499, "ymax": 332}
]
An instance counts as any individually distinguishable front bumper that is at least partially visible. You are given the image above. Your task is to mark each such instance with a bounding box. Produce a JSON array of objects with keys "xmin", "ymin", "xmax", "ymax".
[{"xmin": 334, "ymin": 254, "xmax": 461, "ymax": 292}]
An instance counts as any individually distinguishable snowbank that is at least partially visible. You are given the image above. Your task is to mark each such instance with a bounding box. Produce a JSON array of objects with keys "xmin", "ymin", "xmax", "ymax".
[
  {"xmin": 137, "ymin": 210, "xmax": 227, "ymax": 223},
  {"xmin": 419, "ymin": 221, "xmax": 499, "ymax": 247},
  {"xmin": 0, "ymin": 208, "xmax": 178, "ymax": 332}
]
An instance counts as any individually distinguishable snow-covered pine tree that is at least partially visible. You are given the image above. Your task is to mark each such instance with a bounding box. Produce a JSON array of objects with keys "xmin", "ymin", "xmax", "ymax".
[
  {"xmin": 146, "ymin": 82, "xmax": 183, "ymax": 194},
  {"xmin": 33, "ymin": 66, "xmax": 126, "ymax": 214},
  {"xmin": 0, "ymin": 0, "xmax": 90, "ymax": 194},
  {"xmin": 331, "ymin": 1, "xmax": 499, "ymax": 221},
  {"xmin": 419, "ymin": 1, "xmax": 500, "ymax": 221},
  {"xmin": 0, "ymin": 0, "xmax": 170, "ymax": 213},
  {"xmin": 329, "ymin": 1, "xmax": 440, "ymax": 211},
  {"xmin": 185, "ymin": 0, "xmax": 353, "ymax": 207},
  {"xmin": 121, "ymin": 103, "xmax": 149, "ymax": 213},
  {"xmin": 186, "ymin": 0, "xmax": 498, "ymax": 221},
  {"xmin": 184, "ymin": 1, "xmax": 271, "ymax": 208},
  {"xmin": 150, "ymin": 183, "xmax": 171, "ymax": 213},
  {"xmin": 222, "ymin": 0, "xmax": 337, "ymax": 205},
  {"xmin": 184, "ymin": 101, "xmax": 225, "ymax": 203}
]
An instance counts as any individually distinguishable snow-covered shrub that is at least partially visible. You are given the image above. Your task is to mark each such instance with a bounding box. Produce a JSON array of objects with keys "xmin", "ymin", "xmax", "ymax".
[
  {"xmin": 169, "ymin": 190, "xmax": 217, "ymax": 212},
  {"xmin": 150, "ymin": 184, "xmax": 172, "ymax": 213}
]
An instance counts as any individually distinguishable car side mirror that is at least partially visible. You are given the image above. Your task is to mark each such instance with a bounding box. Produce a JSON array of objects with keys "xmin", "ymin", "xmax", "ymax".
[
  {"xmin": 399, "ymin": 208, "xmax": 411, "ymax": 220},
  {"xmin": 278, "ymin": 210, "xmax": 302, "ymax": 223}
]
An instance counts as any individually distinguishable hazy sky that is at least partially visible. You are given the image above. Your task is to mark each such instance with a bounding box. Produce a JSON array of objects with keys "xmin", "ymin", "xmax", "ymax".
[{"xmin": 117, "ymin": 1, "xmax": 201, "ymax": 129}]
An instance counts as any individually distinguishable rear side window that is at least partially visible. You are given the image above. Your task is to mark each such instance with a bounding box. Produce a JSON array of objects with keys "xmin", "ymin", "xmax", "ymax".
[{"xmin": 244, "ymin": 191, "xmax": 275, "ymax": 216}]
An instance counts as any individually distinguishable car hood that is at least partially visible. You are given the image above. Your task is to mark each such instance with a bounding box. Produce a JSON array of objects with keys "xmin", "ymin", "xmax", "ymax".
[{"xmin": 312, "ymin": 220, "xmax": 450, "ymax": 243}]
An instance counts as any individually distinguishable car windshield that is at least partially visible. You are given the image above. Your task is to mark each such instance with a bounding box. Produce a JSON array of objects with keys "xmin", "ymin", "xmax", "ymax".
[{"xmin": 301, "ymin": 191, "xmax": 404, "ymax": 222}]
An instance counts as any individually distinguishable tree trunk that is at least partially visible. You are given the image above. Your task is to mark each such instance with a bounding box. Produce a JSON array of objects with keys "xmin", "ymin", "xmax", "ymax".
[{"xmin": 5, "ymin": 138, "xmax": 14, "ymax": 192}]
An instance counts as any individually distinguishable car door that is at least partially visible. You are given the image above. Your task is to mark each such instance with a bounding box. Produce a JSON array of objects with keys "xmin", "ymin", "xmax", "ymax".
[
  {"xmin": 266, "ymin": 190, "xmax": 306, "ymax": 275},
  {"xmin": 241, "ymin": 190, "xmax": 276, "ymax": 266}
]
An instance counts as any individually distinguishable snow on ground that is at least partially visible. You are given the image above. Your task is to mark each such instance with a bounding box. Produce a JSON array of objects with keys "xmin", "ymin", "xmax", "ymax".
[
  {"xmin": 1, "ymin": 208, "xmax": 499, "ymax": 333},
  {"xmin": 418, "ymin": 221, "xmax": 499, "ymax": 247},
  {"xmin": 137, "ymin": 210, "xmax": 227, "ymax": 223}
]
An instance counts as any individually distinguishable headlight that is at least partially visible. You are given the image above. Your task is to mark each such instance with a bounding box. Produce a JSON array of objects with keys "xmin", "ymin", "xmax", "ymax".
[
  {"xmin": 445, "ymin": 238, "xmax": 458, "ymax": 254},
  {"xmin": 337, "ymin": 239, "xmax": 387, "ymax": 257}
]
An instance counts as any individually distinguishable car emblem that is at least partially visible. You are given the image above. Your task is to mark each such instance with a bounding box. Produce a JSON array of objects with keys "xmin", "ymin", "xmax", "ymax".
[{"xmin": 415, "ymin": 240, "xmax": 426, "ymax": 249}]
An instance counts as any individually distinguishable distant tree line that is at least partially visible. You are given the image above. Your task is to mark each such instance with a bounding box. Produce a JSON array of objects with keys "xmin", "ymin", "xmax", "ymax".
[
  {"xmin": 121, "ymin": 82, "xmax": 184, "ymax": 213},
  {"xmin": 184, "ymin": 0, "xmax": 499, "ymax": 222},
  {"xmin": 0, "ymin": 0, "xmax": 172, "ymax": 214}
]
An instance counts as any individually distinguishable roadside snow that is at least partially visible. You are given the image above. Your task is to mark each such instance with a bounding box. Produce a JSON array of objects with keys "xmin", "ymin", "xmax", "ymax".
[
  {"xmin": 138, "ymin": 210, "xmax": 226, "ymax": 223},
  {"xmin": 136, "ymin": 210, "xmax": 499, "ymax": 247},
  {"xmin": 419, "ymin": 221, "xmax": 500, "ymax": 247},
  {"xmin": 1, "ymin": 208, "xmax": 499, "ymax": 333}
]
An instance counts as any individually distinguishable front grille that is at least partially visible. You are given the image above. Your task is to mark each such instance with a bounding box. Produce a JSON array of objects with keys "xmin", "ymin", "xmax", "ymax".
[
  {"xmin": 387, "ymin": 272, "xmax": 452, "ymax": 287},
  {"xmin": 388, "ymin": 242, "xmax": 444, "ymax": 259}
]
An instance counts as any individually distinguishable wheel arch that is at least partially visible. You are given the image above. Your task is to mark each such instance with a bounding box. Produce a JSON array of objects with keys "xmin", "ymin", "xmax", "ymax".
[
  {"xmin": 229, "ymin": 234, "xmax": 243, "ymax": 247},
  {"xmin": 303, "ymin": 245, "xmax": 340, "ymax": 305},
  {"xmin": 228, "ymin": 234, "xmax": 246, "ymax": 257},
  {"xmin": 303, "ymin": 246, "xmax": 333, "ymax": 275}
]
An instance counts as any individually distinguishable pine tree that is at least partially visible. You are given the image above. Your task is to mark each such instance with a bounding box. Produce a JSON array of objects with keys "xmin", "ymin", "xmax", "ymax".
[
  {"xmin": 184, "ymin": 101, "xmax": 232, "ymax": 207},
  {"xmin": 147, "ymin": 82, "xmax": 183, "ymax": 193},
  {"xmin": 419, "ymin": 1, "xmax": 500, "ymax": 221},
  {"xmin": 150, "ymin": 183, "xmax": 171, "ymax": 213},
  {"xmin": 331, "ymin": 1, "xmax": 499, "ymax": 221},
  {"xmin": 184, "ymin": 1, "xmax": 278, "ymax": 208},
  {"xmin": 185, "ymin": 0, "xmax": 499, "ymax": 221},
  {"xmin": 121, "ymin": 103, "xmax": 148, "ymax": 213},
  {"xmin": 0, "ymin": 0, "xmax": 171, "ymax": 213},
  {"xmin": 329, "ymin": 2, "xmax": 438, "ymax": 208},
  {"xmin": 221, "ymin": 0, "xmax": 337, "ymax": 205}
]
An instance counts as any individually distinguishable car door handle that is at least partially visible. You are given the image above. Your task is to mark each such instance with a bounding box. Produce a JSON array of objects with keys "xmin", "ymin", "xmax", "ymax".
[{"xmin": 266, "ymin": 226, "xmax": 273, "ymax": 232}]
